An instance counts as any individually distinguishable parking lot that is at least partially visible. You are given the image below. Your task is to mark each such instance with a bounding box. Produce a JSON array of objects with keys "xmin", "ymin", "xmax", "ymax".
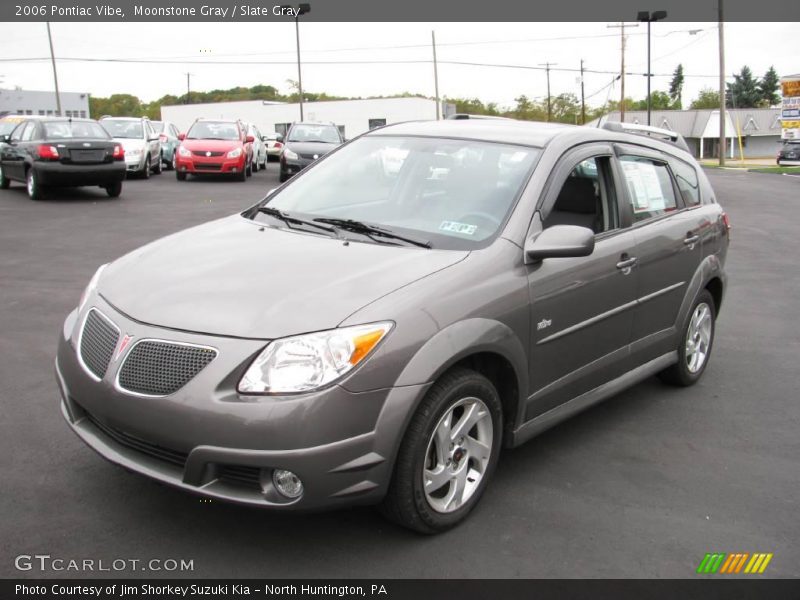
[{"xmin": 0, "ymin": 167, "xmax": 798, "ymax": 578}]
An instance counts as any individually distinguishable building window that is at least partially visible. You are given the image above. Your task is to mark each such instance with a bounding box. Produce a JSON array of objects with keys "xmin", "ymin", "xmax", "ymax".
[
  {"xmin": 368, "ymin": 118, "xmax": 387, "ymax": 129},
  {"xmin": 46, "ymin": 110, "xmax": 53, "ymax": 116},
  {"xmin": 65, "ymin": 110, "xmax": 72, "ymax": 117},
  {"xmin": 26, "ymin": 110, "xmax": 33, "ymax": 115},
  {"xmin": 38, "ymin": 110, "xmax": 45, "ymax": 115},
  {"xmin": 80, "ymin": 110, "xmax": 87, "ymax": 118}
]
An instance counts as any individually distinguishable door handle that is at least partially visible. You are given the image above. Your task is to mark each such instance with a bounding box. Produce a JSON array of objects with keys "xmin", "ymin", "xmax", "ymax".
[
  {"xmin": 684, "ymin": 233, "xmax": 700, "ymax": 246},
  {"xmin": 616, "ymin": 256, "xmax": 637, "ymax": 271}
]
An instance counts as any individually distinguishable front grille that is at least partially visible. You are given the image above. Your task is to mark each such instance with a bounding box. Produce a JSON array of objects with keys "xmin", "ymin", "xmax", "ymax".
[
  {"xmin": 218, "ymin": 465, "xmax": 262, "ymax": 490},
  {"xmin": 117, "ymin": 340, "xmax": 216, "ymax": 396},
  {"xmin": 192, "ymin": 150, "xmax": 224, "ymax": 157},
  {"xmin": 194, "ymin": 163, "xmax": 223, "ymax": 171},
  {"xmin": 79, "ymin": 309, "xmax": 120, "ymax": 379},
  {"xmin": 84, "ymin": 411, "xmax": 188, "ymax": 467}
]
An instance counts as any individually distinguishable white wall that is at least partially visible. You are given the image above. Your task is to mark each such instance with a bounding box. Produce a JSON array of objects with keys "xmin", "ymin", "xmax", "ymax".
[
  {"xmin": 0, "ymin": 89, "xmax": 90, "ymax": 117},
  {"xmin": 161, "ymin": 97, "xmax": 443, "ymax": 138}
]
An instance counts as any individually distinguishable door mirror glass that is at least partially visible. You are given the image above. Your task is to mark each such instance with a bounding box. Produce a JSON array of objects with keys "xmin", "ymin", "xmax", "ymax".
[
  {"xmin": 178, "ymin": 133, "xmax": 186, "ymax": 141},
  {"xmin": 525, "ymin": 225, "xmax": 595, "ymax": 262},
  {"xmin": 245, "ymin": 135, "xmax": 255, "ymax": 143}
]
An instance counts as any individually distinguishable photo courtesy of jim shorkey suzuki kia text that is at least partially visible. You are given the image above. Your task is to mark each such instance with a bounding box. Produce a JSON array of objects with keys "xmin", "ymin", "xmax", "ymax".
[
  {"xmin": 14, "ymin": 4, "xmax": 308, "ymax": 17},
  {"xmin": 15, "ymin": 584, "xmax": 387, "ymax": 596}
]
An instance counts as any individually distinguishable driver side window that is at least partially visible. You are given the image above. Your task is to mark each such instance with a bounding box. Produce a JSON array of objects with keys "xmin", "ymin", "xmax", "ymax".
[{"xmin": 543, "ymin": 156, "xmax": 619, "ymax": 234}]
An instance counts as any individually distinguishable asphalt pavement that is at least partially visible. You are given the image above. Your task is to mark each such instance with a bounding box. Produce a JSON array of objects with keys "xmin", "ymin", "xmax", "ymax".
[{"xmin": 0, "ymin": 166, "xmax": 798, "ymax": 578}]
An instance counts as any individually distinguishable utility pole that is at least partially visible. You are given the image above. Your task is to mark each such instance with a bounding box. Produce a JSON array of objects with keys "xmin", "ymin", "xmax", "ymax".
[
  {"xmin": 46, "ymin": 22, "xmax": 62, "ymax": 116},
  {"xmin": 432, "ymin": 30, "xmax": 441, "ymax": 120},
  {"xmin": 295, "ymin": 14, "xmax": 304, "ymax": 120},
  {"xmin": 580, "ymin": 59, "xmax": 586, "ymax": 125},
  {"xmin": 538, "ymin": 62, "xmax": 557, "ymax": 122},
  {"xmin": 638, "ymin": 10, "xmax": 668, "ymax": 126},
  {"xmin": 718, "ymin": 0, "xmax": 726, "ymax": 166},
  {"xmin": 185, "ymin": 73, "xmax": 192, "ymax": 104},
  {"xmin": 607, "ymin": 22, "xmax": 638, "ymax": 122}
]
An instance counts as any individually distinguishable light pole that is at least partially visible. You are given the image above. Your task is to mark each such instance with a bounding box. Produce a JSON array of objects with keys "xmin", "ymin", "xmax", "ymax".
[
  {"xmin": 282, "ymin": 3, "xmax": 311, "ymax": 121},
  {"xmin": 637, "ymin": 10, "xmax": 667, "ymax": 126}
]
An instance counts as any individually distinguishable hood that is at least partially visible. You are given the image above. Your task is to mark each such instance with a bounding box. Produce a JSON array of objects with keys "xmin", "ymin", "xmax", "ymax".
[
  {"xmin": 99, "ymin": 216, "xmax": 467, "ymax": 339},
  {"xmin": 181, "ymin": 138, "xmax": 242, "ymax": 152},
  {"xmin": 285, "ymin": 141, "xmax": 339, "ymax": 156}
]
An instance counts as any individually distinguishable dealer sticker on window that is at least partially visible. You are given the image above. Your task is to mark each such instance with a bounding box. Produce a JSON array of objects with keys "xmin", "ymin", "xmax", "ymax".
[{"xmin": 439, "ymin": 221, "xmax": 478, "ymax": 236}]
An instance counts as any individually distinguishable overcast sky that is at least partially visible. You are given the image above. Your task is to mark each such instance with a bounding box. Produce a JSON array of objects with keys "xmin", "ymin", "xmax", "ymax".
[{"xmin": 0, "ymin": 21, "xmax": 795, "ymax": 110}]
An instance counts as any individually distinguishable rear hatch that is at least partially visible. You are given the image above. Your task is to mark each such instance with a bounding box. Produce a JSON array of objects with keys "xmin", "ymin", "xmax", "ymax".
[{"xmin": 48, "ymin": 138, "xmax": 117, "ymax": 165}]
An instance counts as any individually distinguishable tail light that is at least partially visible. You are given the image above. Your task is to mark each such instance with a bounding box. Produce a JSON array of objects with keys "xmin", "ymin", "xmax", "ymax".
[
  {"xmin": 112, "ymin": 144, "xmax": 125, "ymax": 160},
  {"xmin": 275, "ymin": 141, "xmax": 283, "ymax": 149},
  {"xmin": 721, "ymin": 212, "xmax": 731, "ymax": 236},
  {"xmin": 37, "ymin": 145, "xmax": 59, "ymax": 160}
]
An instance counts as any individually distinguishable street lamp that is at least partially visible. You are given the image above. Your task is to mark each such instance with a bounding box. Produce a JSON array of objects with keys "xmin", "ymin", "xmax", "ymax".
[
  {"xmin": 281, "ymin": 3, "xmax": 311, "ymax": 121},
  {"xmin": 637, "ymin": 9, "xmax": 667, "ymax": 126}
]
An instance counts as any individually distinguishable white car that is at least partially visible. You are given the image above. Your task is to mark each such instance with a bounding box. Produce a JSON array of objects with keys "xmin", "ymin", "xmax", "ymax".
[
  {"xmin": 264, "ymin": 132, "xmax": 284, "ymax": 161},
  {"xmin": 245, "ymin": 123, "xmax": 268, "ymax": 172},
  {"xmin": 100, "ymin": 117, "xmax": 162, "ymax": 178}
]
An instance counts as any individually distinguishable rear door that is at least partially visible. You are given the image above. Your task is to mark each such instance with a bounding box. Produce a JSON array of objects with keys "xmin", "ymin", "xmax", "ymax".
[
  {"xmin": 615, "ymin": 145, "xmax": 710, "ymax": 362},
  {"xmin": 3, "ymin": 121, "xmax": 31, "ymax": 180},
  {"xmin": 525, "ymin": 144, "xmax": 638, "ymax": 419}
]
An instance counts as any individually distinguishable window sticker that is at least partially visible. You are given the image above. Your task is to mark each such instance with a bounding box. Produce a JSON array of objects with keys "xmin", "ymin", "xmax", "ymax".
[
  {"xmin": 439, "ymin": 221, "xmax": 478, "ymax": 236},
  {"xmin": 622, "ymin": 160, "xmax": 667, "ymax": 213}
]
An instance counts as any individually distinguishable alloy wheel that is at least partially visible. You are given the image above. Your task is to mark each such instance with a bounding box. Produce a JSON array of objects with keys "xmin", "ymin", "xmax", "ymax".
[{"xmin": 685, "ymin": 302, "xmax": 712, "ymax": 373}]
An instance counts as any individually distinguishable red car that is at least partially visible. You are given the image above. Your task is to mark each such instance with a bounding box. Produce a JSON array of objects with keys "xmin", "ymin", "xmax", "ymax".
[{"xmin": 175, "ymin": 119, "xmax": 254, "ymax": 181}]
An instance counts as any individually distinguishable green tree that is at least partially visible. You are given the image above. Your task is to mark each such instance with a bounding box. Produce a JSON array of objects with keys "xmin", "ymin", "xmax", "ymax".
[
  {"xmin": 690, "ymin": 88, "xmax": 721, "ymax": 109},
  {"xmin": 759, "ymin": 66, "xmax": 781, "ymax": 107},
  {"xmin": 447, "ymin": 97, "xmax": 501, "ymax": 116},
  {"xmin": 726, "ymin": 66, "xmax": 761, "ymax": 108},
  {"xmin": 550, "ymin": 93, "xmax": 581, "ymax": 123},
  {"xmin": 631, "ymin": 91, "xmax": 672, "ymax": 111},
  {"xmin": 668, "ymin": 64, "xmax": 685, "ymax": 109},
  {"xmin": 89, "ymin": 94, "xmax": 144, "ymax": 118}
]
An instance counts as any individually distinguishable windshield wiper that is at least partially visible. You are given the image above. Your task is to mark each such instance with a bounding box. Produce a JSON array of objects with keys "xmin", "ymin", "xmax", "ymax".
[
  {"xmin": 257, "ymin": 207, "xmax": 339, "ymax": 237},
  {"xmin": 313, "ymin": 218, "xmax": 431, "ymax": 248}
]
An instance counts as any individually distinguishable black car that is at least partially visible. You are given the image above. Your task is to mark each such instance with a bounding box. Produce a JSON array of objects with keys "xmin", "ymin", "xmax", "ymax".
[
  {"xmin": 0, "ymin": 117, "xmax": 127, "ymax": 199},
  {"xmin": 279, "ymin": 122, "xmax": 344, "ymax": 182},
  {"xmin": 777, "ymin": 139, "xmax": 800, "ymax": 166}
]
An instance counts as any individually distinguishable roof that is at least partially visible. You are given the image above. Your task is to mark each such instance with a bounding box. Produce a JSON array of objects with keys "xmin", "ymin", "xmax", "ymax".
[
  {"xmin": 587, "ymin": 108, "xmax": 781, "ymax": 138},
  {"xmin": 371, "ymin": 119, "xmax": 575, "ymax": 147}
]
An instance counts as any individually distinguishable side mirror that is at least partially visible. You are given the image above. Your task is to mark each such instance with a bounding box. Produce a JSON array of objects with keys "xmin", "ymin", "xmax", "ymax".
[
  {"xmin": 0, "ymin": 134, "xmax": 10, "ymax": 143},
  {"xmin": 525, "ymin": 225, "xmax": 595, "ymax": 263},
  {"xmin": 178, "ymin": 133, "xmax": 186, "ymax": 141},
  {"xmin": 245, "ymin": 135, "xmax": 255, "ymax": 143}
]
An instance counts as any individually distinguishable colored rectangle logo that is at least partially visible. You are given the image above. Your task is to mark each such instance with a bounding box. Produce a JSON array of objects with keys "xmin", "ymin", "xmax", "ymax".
[{"xmin": 697, "ymin": 553, "xmax": 773, "ymax": 575}]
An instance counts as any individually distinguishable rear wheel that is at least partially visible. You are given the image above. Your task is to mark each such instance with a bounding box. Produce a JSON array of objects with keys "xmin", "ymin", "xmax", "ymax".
[
  {"xmin": 153, "ymin": 155, "xmax": 162, "ymax": 174},
  {"xmin": 26, "ymin": 168, "xmax": 44, "ymax": 200},
  {"xmin": 278, "ymin": 171, "xmax": 289, "ymax": 183},
  {"xmin": 380, "ymin": 368, "xmax": 502, "ymax": 534},
  {"xmin": 0, "ymin": 166, "xmax": 9, "ymax": 189},
  {"xmin": 141, "ymin": 156, "xmax": 151, "ymax": 179},
  {"xmin": 252, "ymin": 160, "xmax": 259, "ymax": 173},
  {"xmin": 105, "ymin": 182, "xmax": 122, "ymax": 198},
  {"xmin": 659, "ymin": 289, "xmax": 716, "ymax": 386}
]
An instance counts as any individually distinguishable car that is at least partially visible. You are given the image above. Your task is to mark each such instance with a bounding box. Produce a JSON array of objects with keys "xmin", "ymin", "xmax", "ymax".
[
  {"xmin": 264, "ymin": 132, "xmax": 284, "ymax": 161},
  {"xmin": 100, "ymin": 117, "xmax": 162, "ymax": 178},
  {"xmin": 245, "ymin": 123, "xmax": 268, "ymax": 172},
  {"xmin": 174, "ymin": 119, "xmax": 254, "ymax": 181},
  {"xmin": 279, "ymin": 121, "xmax": 343, "ymax": 182},
  {"xmin": 56, "ymin": 119, "xmax": 729, "ymax": 533},
  {"xmin": 0, "ymin": 116, "xmax": 126, "ymax": 199},
  {"xmin": 776, "ymin": 139, "xmax": 800, "ymax": 166},
  {"xmin": 151, "ymin": 120, "xmax": 181, "ymax": 170},
  {"xmin": 0, "ymin": 114, "xmax": 31, "ymax": 139}
]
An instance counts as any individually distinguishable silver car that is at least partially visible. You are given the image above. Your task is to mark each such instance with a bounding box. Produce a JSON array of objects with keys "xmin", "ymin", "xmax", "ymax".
[
  {"xmin": 100, "ymin": 117, "xmax": 162, "ymax": 178},
  {"xmin": 56, "ymin": 119, "xmax": 729, "ymax": 533},
  {"xmin": 246, "ymin": 123, "xmax": 268, "ymax": 172}
]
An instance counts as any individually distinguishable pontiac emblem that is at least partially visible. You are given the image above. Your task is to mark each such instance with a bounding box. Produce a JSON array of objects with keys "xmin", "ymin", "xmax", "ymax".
[
  {"xmin": 206, "ymin": 151, "xmax": 212, "ymax": 157},
  {"xmin": 115, "ymin": 334, "xmax": 133, "ymax": 361}
]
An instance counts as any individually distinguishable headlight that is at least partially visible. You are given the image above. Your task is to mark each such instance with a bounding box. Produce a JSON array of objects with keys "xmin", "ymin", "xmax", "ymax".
[
  {"xmin": 178, "ymin": 146, "xmax": 192, "ymax": 157},
  {"xmin": 238, "ymin": 322, "xmax": 393, "ymax": 394},
  {"xmin": 227, "ymin": 148, "xmax": 242, "ymax": 159},
  {"xmin": 78, "ymin": 264, "xmax": 107, "ymax": 312},
  {"xmin": 283, "ymin": 149, "xmax": 298, "ymax": 160}
]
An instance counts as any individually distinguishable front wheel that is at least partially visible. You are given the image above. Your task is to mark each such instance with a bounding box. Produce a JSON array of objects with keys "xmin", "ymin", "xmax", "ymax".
[
  {"xmin": 176, "ymin": 170, "xmax": 187, "ymax": 181},
  {"xmin": 380, "ymin": 368, "xmax": 503, "ymax": 534},
  {"xmin": 26, "ymin": 169, "xmax": 44, "ymax": 200},
  {"xmin": 105, "ymin": 182, "xmax": 122, "ymax": 197},
  {"xmin": 659, "ymin": 289, "xmax": 716, "ymax": 386},
  {"xmin": 153, "ymin": 155, "xmax": 162, "ymax": 174},
  {"xmin": 141, "ymin": 156, "xmax": 151, "ymax": 179}
]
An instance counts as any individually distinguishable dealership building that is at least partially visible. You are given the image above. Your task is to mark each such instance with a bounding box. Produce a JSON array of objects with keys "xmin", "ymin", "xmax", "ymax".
[
  {"xmin": 0, "ymin": 88, "xmax": 90, "ymax": 118},
  {"xmin": 161, "ymin": 97, "xmax": 455, "ymax": 139},
  {"xmin": 589, "ymin": 108, "xmax": 783, "ymax": 159}
]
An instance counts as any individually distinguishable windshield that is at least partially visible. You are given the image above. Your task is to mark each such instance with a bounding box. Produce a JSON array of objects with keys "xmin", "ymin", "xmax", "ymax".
[
  {"xmin": 257, "ymin": 135, "xmax": 539, "ymax": 250},
  {"xmin": 287, "ymin": 124, "xmax": 341, "ymax": 144},
  {"xmin": 44, "ymin": 121, "xmax": 110, "ymax": 140},
  {"xmin": 0, "ymin": 120, "xmax": 24, "ymax": 136},
  {"xmin": 187, "ymin": 121, "xmax": 240, "ymax": 140},
  {"xmin": 102, "ymin": 120, "xmax": 143, "ymax": 139}
]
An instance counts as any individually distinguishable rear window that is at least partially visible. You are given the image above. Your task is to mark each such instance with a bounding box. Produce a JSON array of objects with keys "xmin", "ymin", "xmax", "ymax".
[
  {"xmin": 44, "ymin": 121, "xmax": 110, "ymax": 140},
  {"xmin": 102, "ymin": 120, "xmax": 143, "ymax": 139}
]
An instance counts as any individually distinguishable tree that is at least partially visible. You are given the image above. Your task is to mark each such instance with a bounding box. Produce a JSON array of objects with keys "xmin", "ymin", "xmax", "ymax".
[
  {"xmin": 726, "ymin": 66, "xmax": 761, "ymax": 108},
  {"xmin": 759, "ymin": 66, "xmax": 781, "ymax": 107},
  {"xmin": 550, "ymin": 93, "xmax": 581, "ymax": 123},
  {"xmin": 668, "ymin": 64, "xmax": 685, "ymax": 109},
  {"xmin": 690, "ymin": 88, "xmax": 721, "ymax": 109},
  {"xmin": 447, "ymin": 97, "xmax": 501, "ymax": 116},
  {"xmin": 631, "ymin": 91, "xmax": 672, "ymax": 111}
]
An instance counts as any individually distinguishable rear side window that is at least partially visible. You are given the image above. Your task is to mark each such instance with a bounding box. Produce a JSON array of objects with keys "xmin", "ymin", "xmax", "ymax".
[
  {"xmin": 21, "ymin": 122, "xmax": 37, "ymax": 141},
  {"xmin": 672, "ymin": 159, "xmax": 701, "ymax": 206},
  {"xmin": 619, "ymin": 156, "xmax": 678, "ymax": 223}
]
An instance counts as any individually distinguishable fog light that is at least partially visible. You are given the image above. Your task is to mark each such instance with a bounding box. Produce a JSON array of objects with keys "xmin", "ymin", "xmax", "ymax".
[{"xmin": 272, "ymin": 469, "xmax": 303, "ymax": 499}]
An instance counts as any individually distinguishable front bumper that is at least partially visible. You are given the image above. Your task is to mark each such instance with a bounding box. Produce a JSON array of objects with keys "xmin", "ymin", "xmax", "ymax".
[
  {"xmin": 56, "ymin": 301, "xmax": 427, "ymax": 510},
  {"xmin": 280, "ymin": 156, "xmax": 315, "ymax": 177},
  {"xmin": 35, "ymin": 161, "xmax": 126, "ymax": 186},
  {"xmin": 175, "ymin": 155, "xmax": 246, "ymax": 174}
]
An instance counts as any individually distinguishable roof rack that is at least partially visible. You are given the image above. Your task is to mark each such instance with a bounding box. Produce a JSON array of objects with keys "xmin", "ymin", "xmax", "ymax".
[
  {"xmin": 602, "ymin": 121, "xmax": 691, "ymax": 153},
  {"xmin": 446, "ymin": 113, "xmax": 511, "ymax": 121}
]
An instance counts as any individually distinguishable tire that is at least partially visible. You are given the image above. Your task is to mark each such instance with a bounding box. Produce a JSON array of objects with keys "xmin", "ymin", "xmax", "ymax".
[
  {"xmin": 0, "ymin": 166, "xmax": 9, "ymax": 189},
  {"xmin": 105, "ymin": 182, "xmax": 122, "ymax": 198},
  {"xmin": 236, "ymin": 168, "xmax": 247, "ymax": 182},
  {"xmin": 153, "ymin": 155, "xmax": 162, "ymax": 174},
  {"xmin": 176, "ymin": 170, "xmax": 187, "ymax": 181},
  {"xmin": 252, "ymin": 160, "xmax": 259, "ymax": 173},
  {"xmin": 26, "ymin": 168, "xmax": 44, "ymax": 200},
  {"xmin": 141, "ymin": 156, "xmax": 151, "ymax": 179},
  {"xmin": 246, "ymin": 162, "xmax": 252, "ymax": 177},
  {"xmin": 659, "ymin": 289, "xmax": 716, "ymax": 387},
  {"xmin": 278, "ymin": 171, "xmax": 288, "ymax": 183},
  {"xmin": 163, "ymin": 153, "xmax": 173, "ymax": 170},
  {"xmin": 380, "ymin": 368, "xmax": 503, "ymax": 534}
]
